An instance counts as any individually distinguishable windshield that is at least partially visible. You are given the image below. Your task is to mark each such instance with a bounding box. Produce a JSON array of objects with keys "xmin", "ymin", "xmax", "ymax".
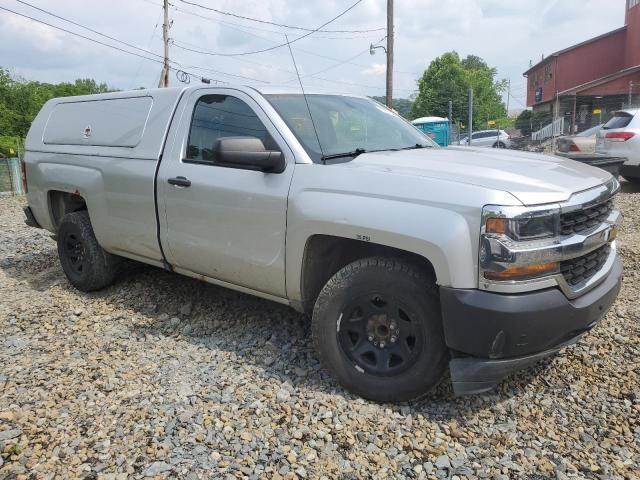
[{"xmin": 265, "ymin": 94, "xmax": 436, "ymax": 162}]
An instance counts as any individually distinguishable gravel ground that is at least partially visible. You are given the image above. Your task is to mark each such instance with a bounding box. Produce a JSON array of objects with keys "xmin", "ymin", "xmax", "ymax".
[{"xmin": 0, "ymin": 187, "xmax": 639, "ymax": 480}]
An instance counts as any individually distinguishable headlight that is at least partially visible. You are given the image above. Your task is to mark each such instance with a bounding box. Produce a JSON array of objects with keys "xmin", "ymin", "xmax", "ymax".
[
  {"xmin": 480, "ymin": 205, "xmax": 561, "ymax": 282},
  {"xmin": 485, "ymin": 209, "xmax": 558, "ymax": 241}
]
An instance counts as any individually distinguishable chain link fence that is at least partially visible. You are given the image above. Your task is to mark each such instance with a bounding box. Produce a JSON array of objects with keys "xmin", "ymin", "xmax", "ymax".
[{"xmin": 0, "ymin": 157, "xmax": 24, "ymax": 194}]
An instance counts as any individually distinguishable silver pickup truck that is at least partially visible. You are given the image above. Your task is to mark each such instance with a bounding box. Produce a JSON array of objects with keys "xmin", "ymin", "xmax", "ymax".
[{"xmin": 22, "ymin": 86, "xmax": 622, "ymax": 401}]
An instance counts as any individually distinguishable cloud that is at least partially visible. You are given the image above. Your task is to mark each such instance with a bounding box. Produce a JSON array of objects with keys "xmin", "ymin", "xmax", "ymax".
[
  {"xmin": 362, "ymin": 63, "xmax": 386, "ymax": 76},
  {"xmin": 0, "ymin": 0, "xmax": 629, "ymax": 99}
]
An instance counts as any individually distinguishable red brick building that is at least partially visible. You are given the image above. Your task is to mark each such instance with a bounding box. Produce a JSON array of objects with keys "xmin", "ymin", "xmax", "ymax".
[{"xmin": 524, "ymin": 0, "xmax": 640, "ymax": 133}]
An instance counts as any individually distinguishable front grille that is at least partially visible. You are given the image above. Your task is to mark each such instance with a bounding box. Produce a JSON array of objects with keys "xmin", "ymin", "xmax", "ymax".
[
  {"xmin": 560, "ymin": 199, "xmax": 614, "ymax": 236},
  {"xmin": 560, "ymin": 244, "xmax": 611, "ymax": 287}
]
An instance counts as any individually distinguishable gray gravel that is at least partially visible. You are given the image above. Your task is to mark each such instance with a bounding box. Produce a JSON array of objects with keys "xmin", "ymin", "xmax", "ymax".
[{"xmin": 0, "ymin": 187, "xmax": 639, "ymax": 479}]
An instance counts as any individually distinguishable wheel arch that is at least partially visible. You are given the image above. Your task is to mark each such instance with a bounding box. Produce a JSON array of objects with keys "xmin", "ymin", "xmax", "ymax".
[
  {"xmin": 296, "ymin": 234, "xmax": 440, "ymax": 314},
  {"xmin": 48, "ymin": 190, "xmax": 88, "ymax": 230}
]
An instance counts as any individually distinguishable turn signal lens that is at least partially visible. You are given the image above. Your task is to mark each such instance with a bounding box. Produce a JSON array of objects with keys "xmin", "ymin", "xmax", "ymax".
[
  {"xmin": 485, "ymin": 218, "xmax": 507, "ymax": 235},
  {"xmin": 484, "ymin": 262, "xmax": 559, "ymax": 281}
]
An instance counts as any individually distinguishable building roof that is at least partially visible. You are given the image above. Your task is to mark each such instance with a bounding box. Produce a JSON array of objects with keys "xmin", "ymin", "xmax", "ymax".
[
  {"xmin": 523, "ymin": 26, "xmax": 627, "ymax": 76},
  {"xmin": 558, "ymin": 64, "xmax": 640, "ymax": 95}
]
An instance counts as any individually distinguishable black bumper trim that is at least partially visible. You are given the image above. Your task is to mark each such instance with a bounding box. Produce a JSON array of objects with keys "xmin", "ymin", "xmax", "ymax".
[
  {"xmin": 449, "ymin": 337, "xmax": 581, "ymax": 395},
  {"xmin": 620, "ymin": 164, "xmax": 640, "ymax": 179},
  {"xmin": 440, "ymin": 257, "xmax": 622, "ymax": 359},
  {"xmin": 23, "ymin": 206, "xmax": 41, "ymax": 229},
  {"xmin": 441, "ymin": 257, "xmax": 622, "ymax": 395}
]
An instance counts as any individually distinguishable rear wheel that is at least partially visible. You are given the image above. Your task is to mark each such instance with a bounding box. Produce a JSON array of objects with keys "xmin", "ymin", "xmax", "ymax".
[
  {"xmin": 312, "ymin": 257, "xmax": 447, "ymax": 402},
  {"xmin": 57, "ymin": 211, "xmax": 119, "ymax": 292}
]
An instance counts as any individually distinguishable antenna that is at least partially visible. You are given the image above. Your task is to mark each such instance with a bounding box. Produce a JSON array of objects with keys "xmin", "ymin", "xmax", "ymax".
[{"xmin": 284, "ymin": 34, "xmax": 326, "ymax": 162}]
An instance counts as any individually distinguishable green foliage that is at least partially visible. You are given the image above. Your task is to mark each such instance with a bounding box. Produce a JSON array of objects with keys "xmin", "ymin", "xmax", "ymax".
[
  {"xmin": 532, "ymin": 110, "xmax": 553, "ymax": 131},
  {"xmin": 371, "ymin": 96, "xmax": 414, "ymax": 119},
  {"xmin": 411, "ymin": 52, "xmax": 507, "ymax": 129},
  {"xmin": 0, "ymin": 68, "xmax": 113, "ymax": 156},
  {"xmin": 492, "ymin": 116, "xmax": 515, "ymax": 129},
  {"xmin": 515, "ymin": 110, "xmax": 533, "ymax": 136}
]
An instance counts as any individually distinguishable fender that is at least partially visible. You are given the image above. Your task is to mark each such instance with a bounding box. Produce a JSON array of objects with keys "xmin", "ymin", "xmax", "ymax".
[{"xmin": 284, "ymin": 163, "xmax": 521, "ymax": 304}]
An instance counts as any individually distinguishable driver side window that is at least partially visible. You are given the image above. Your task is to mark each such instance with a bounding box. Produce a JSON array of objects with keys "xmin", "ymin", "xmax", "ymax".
[{"xmin": 186, "ymin": 94, "xmax": 276, "ymax": 163}]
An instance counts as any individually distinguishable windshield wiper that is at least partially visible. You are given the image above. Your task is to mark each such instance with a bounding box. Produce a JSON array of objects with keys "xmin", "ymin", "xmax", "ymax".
[
  {"xmin": 321, "ymin": 148, "xmax": 367, "ymax": 161},
  {"xmin": 399, "ymin": 143, "xmax": 429, "ymax": 150}
]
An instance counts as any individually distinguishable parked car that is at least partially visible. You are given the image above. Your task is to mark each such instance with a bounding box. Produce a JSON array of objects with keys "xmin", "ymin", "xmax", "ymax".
[
  {"xmin": 460, "ymin": 129, "xmax": 511, "ymax": 148},
  {"xmin": 596, "ymin": 109, "xmax": 640, "ymax": 182},
  {"xmin": 22, "ymin": 86, "xmax": 622, "ymax": 402},
  {"xmin": 556, "ymin": 124, "xmax": 602, "ymax": 153}
]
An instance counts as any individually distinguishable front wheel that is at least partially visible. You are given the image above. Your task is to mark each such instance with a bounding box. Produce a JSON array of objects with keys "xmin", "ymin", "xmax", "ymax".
[
  {"xmin": 312, "ymin": 257, "xmax": 447, "ymax": 402},
  {"xmin": 493, "ymin": 142, "xmax": 507, "ymax": 149}
]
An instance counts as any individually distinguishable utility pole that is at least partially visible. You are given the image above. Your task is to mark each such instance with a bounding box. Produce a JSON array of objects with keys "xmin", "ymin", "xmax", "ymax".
[
  {"xmin": 448, "ymin": 100, "xmax": 453, "ymax": 145},
  {"xmin": 630, "ymin": 81, "xmax": 634, "ymax": 107},
  {"xmin": 468, "ymin": 88, "xmax": 473, "ymax": 146},
  {"xmin": 158, "ymin": 0, "xmax": 170, "ymax": 88},
  {"xmin": 386, "ymin": 0, "xmax": 394, "ymax": 108}
]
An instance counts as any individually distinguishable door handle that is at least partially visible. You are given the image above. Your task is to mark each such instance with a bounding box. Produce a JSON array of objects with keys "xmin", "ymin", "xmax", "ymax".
[{"xmin": 168, "ymin": 176, "xmax": 191, "ymax": 187}]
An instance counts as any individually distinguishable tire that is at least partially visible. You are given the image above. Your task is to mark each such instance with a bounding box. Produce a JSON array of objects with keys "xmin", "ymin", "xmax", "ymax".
[
  {"xmin": 57, "ymin": 211, "xmax": 119, "ymax": 292},
  {"xmin": 312, "ymin": 257, "xmax": 448, "ymax": 402},
  {"xmin": 492, "ymin": 142, "xmax": 507, "ymax": 149}
]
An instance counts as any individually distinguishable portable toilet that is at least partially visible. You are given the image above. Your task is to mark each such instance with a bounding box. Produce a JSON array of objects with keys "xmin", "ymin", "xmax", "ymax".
[{"xmin": 412, "ymin": 116, "xmax": 449, "ymax": 147}]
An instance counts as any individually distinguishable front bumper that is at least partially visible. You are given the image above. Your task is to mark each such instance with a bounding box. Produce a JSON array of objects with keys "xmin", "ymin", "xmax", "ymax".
[
  {"xmin": 621, "ymin": 164, "xmax": 640, "ymax": 179},
  {"xmin": 440, "ymin": 256, "xmax": 623, "ymax": 395}
]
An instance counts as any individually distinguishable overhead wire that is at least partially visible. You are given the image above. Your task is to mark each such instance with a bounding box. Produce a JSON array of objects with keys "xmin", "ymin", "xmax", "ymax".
[
  {"xmin": 4, "ymin": 0, "xmax": 414, "ymax": 94},
  {"xmin": 12, "ymin": 0, "xmax": 164, "ymax": 60},
  {"xmin": 1, "ymin": 2, "xmax": 268, "ymax": 85},
  {"xmin": 143, "ymin": 0, "xmax": 418, "ymax": 78},
  {"xmin": 177, "ymin": 0, "xmax": 385, "ymax": 34},
  {"xmin": 168, "ymin": 0, "xmax": 367, "ymax": 57}
]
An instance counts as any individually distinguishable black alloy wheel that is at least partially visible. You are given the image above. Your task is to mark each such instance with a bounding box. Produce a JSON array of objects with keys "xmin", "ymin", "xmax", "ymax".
[{"xmin": 337, "ymin": 292, "xmax": 424, "ymax": 377}]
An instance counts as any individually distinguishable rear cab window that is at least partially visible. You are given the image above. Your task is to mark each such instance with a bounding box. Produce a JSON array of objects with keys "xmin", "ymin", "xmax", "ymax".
[{"xmin": 602, "ymin": 112, "xmax": 634, "ymax": 130}]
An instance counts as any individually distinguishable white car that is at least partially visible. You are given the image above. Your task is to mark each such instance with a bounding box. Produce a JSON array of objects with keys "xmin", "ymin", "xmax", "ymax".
[
  {"xmin": 596, "ymin": 109, "xmax": 640, "ymax": 183},
  {"xmin": 460, "ymin": 129, "xmax": 511, "ymax": 149}
]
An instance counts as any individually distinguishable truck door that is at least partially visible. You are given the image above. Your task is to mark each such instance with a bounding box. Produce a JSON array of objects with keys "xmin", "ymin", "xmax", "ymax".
[{"xmin": 157, "ymin": 88, "xmax": 295, "ymax": 298}]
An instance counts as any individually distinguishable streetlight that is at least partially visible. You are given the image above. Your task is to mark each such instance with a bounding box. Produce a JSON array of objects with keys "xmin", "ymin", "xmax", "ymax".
[{"xmin": 370, "ymin": 43, "xmax": 387, "ymax": 56}]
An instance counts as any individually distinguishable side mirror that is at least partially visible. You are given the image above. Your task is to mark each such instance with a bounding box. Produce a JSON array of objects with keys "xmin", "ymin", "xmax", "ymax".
[{"xmin": 213, "ymin": 137, "xmax": 285, "ymax": 173}]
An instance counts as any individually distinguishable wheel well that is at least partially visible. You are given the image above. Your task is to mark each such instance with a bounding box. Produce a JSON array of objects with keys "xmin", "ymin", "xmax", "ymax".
[
  {"xmin": 300, "ymin": 235, "xmax": 437, "ymax": 314},
  {"xmin": 49, "ymin": 190, "xmax": 87, "ymax": 230}
]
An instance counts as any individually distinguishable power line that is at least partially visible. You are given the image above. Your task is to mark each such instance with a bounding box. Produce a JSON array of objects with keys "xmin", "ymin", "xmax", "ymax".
[
  {"xmin": 168, "ymin": 0, "xmax": 366, "ymax": 57},
  {"xmin": 2, "ymin": 3, "xmax": 269, "ymax": 85},
  {"xmin": 177, "ymin": 0, "xmax": 385, "ymax": 34},
  {"xmin": 133, "ymin": 6, "xmax": 163, "ymax": 86},
  {"xmin": 0, "ymin": 6, "xmax": 164, "ymax": 64},
  {"xmin": 13, "ymin": 0, "xmax": 164, "ymax": 60},
  {"xmin": 0, "ymin": 5, "xmax": 228, "ymax": 85},
  {"xmin": 148, "ymin": 0, "xmax": 419, "ymax": 77}
]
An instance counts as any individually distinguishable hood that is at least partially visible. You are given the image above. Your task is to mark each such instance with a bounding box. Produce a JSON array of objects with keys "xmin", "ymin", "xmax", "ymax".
[{"xmin": 332, "ymin": 146, "xmax": 612, "ymax": 206}]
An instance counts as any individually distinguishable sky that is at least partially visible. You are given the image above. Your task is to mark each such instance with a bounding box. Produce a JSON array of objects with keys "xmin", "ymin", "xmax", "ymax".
[{"xmin": 0, "ymin": 0, "xmax": 628, "ymax": 112}]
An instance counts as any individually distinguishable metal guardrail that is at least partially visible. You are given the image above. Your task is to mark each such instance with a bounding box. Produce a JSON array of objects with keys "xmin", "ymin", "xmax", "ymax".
[{"xmin": 532, "ymin": 117, "xmax": 565, "ymax": 141}]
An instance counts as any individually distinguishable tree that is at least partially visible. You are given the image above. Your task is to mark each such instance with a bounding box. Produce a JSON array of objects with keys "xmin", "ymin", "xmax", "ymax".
[
  {"xmin": 0, "ymin": 68, "xmax": 114, "ymax": 156},
  {"xmin": 515, "ymin": 110, "xmax": 533, "ymax": 136},
  {"xmin": 411, "ymin": 52, "xmax": 507, "ymax": 129},
  {"xmin": 371, "ymin": 96, "xmax": 414, "ymax": 119}
]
